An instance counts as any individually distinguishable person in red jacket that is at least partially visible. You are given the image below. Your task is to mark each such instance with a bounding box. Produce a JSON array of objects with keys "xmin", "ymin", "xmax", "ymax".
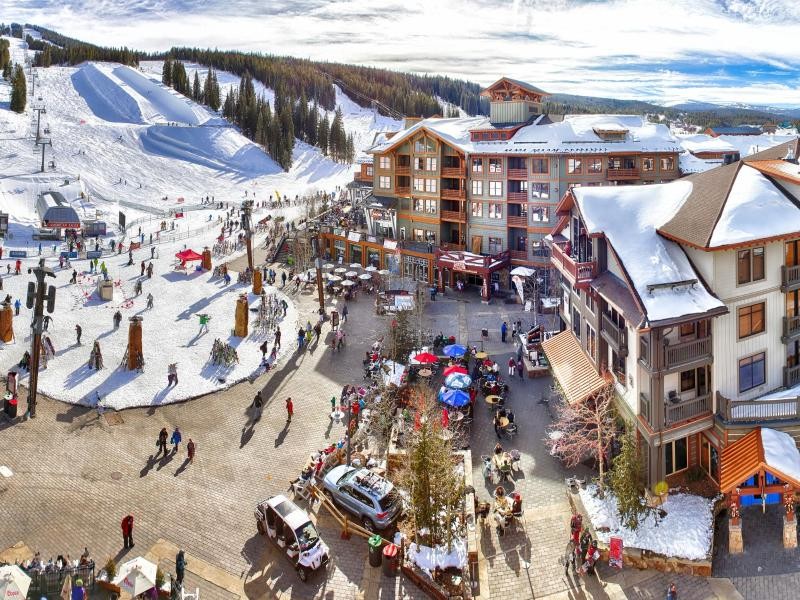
[
  {"xmin": 285, "ymin": 397, "xmax": 293, "ymax": 422},
  {"xmin": 121, "ymin": 514, "xmax": 134, "ymax": 549}
]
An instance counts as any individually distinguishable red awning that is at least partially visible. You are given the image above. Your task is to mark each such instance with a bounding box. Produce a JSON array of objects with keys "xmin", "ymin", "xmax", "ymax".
[{"xmin": 175, "ymin": 249, "xmax": 202, "ymax": 262}]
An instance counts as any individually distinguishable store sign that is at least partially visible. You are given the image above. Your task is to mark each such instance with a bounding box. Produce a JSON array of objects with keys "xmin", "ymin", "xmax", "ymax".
[
  {"xmin": 9, "ymin": 250, "xmax": 27, "ymax": 258},
  {"xmin": 383, "ymin": 239, "xmax": 397, "ymax": 250},
  {"xmin": 454, "ymin": 261, "xmax": 467, "ymax": 272},
  {"xmin": 347, "ymin": 231, "xmax": 362, "ymax": 243},
  {"xmin": 367, "ymin": 235, "xmax": 377, "ymax": 243}
]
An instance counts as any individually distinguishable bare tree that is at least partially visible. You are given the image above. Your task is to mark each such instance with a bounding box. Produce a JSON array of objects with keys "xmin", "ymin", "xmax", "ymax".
[
  {"xmin": 546, "ymin": 383, "xmax": 616, "ymax": 489},
  {"xmin": 290, "ymin": 231, "xmax": 313, "ymax": 271}
]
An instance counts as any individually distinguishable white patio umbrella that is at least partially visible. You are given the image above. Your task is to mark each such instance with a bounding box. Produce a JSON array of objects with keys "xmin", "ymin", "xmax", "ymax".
[
  {"xmin": 322, "ymin": 263, "xmax": 335, "ymax": 270},
  {"xmin": 334, "ymin": 267, "xmax": 347, "ymax": 274},
  {"xmin": 0, "ymin": 565, "xmax": 31, "ymax": 600},
  {"xmin": 341, "ymin": 280, "xmax": 356, "ymax": 287},
  {"xmin": 349, "ymin": 263, "xmax": 362, "ymax": 269},
  {"xmin": 327, "ymin": 275, "xmax": 342, "ymax": 282},
  {"xmin": 113, "ymin": 557, "xmax": 157, "ymax": 598},
  {"xmin": 358, "ymin": 273, "xmax": 372, "ymax": 280},
  {"xmin": 365, "ymin": 265, "xmax": 378, "ymax": 272},
  {"xmin": 345, "ymin": 271, "xmax": 358, "ymax": 277},
  {"xmin": 378, "ymin": 269, "xmax": 391, "ymax": 276}
]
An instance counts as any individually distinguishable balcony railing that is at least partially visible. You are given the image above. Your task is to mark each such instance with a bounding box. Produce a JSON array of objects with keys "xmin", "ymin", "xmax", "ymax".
[
  {"xmin": 785, "ymin": 364, "xmax": 800, "ymax": 388},
  {"xmin": 395, "ymin": 165, "xmax": 410, "ymax": 175},
  {"xmin": 509, "ymin": 249, "xmax": 528, "ymax": 261},
  {"xmin": 441, "ymin": 188, "xmax": 466, "ymax": 200},
  {"xmin": 639, "ymin": 392, "xmax": 651, "ymax": 426},
  {"xmin": 601, "ymin": 312, "xmax": 626, "ymax": 352},
  {"xmin": 395, "ymin": 186, "xmax": 410, "ymax": 195},
  {"xmin": 550, "ymin": 242, "xmax": 596, "ymax": 287},
  {"xmin": 665, "ymin": 337, "xmax": 712, "ymax": 371},
  {"xmin": 507, "ymin": 168, "xmax": 528, "ymax": 179},
  {"xmin": 440, "ymin": 210, "xmax": 466, "ymax": 223},
  {"xmin": 607, "ymin": 167, "xmax": 640, "ymax": 179},
  {"xmin": 507, "ymin": 191, "xmax": 528, "ymax": 202},
  {"xmin": 507, "ymin": 215, "xmax": 528, "ymax": 228},
  {"xmin": 718, "ymin": 391, "xmax": 800, "ymax": 423},
  {"xmin": 782, "ymin": 265, "xmax": 800, "ymax": 293},
  {"xmin": 783, "ymin": 316, "xmax": 800, "ymax": 343},
  {"xmin": 354, "ymin": 172, "xmax": 373, "ymax": 183},
  {"xmin": 665, "ymin": 393, "xmax": 712, "ymax": 426},
  {"xmin": 441, "ymin": 166, "xmax": 463, "ymax": 178}
]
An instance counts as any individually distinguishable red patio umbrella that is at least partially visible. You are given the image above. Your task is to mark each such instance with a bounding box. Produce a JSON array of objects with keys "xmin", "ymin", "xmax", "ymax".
[
  {"xmin": 413, "ymin": 352, "xmax": 438, "ymax": 364},
  {"xmin": 443, "ymin": 365, "xmax": 468, "ymax": 377},
  {"xmin": 482, "ymin": 358, "xmax": 494, "ymax": 367}
]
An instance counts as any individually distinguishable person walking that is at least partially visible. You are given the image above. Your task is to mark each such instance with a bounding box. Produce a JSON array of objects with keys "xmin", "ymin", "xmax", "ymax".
[
  {"xmin": 140, "ymin": 261, "xmax": 146, "ymax": 277},
  {"xmin": 285, "ymin": 397, "xmax": 293, "ymax": 422},
  {"xmin": 13, "ymin": 298, "xmax": 21, "ymax": 316},
  {"xmin": 121, "ymin": 514, "xmax": 134, "ymax": 549},
  {"xmin": 501, "ymin": 321, "xmax": 508, "ymax": 343},
  {"xmin": 666, "ymin": 583, "xmax": 677, "ymax": 600},
  {"xmin": 167, "ymin": 363, "xmax": 178, "ymax": 386},
  {"xmin": 175, "ymin": 550, "xmax": 187, "ymax": 586},
  {"xmin": 281, "ymin": 271, "xmax": 287, "ymax": 287},
  {"xmin": 341, "ymin": 304, "xmax": 348, "ymax": 323},
  {"xmin": 71, "ymin": 269, "xmax": 78, "ymax": 284},
  {"xmin": 186, "ymin": 440, "xmax": 195, "ymax": 464},
  {"xmin": 75, "ymin": 324, "xmax": 82, "ymax": 345},
  {"xmin": 259, "ymin": 340, "xmax": 269, "ymax": 359},
  {"xmin": 517, "ymin": 357, "xmax": 524, "ymax": 379},
  {"xmin": 297, "ymin": 327, "xmax": 305, "ymax": 351},
  {"xmin": 113, "ymin": 310, "xmax": 122, "ymax": 329},
  {"xmin": 273, "ymin": 327, "xmax": 281, "ymax": 349},
  {"xmin": 146, "ymin": 293, "xmax": 154, "ymax": 309},
  {"xmin": 170, "ymin": 427, "xmax": 182, "ymax": 454},
  {"xmin": 508, "ymin": 356, "xmax": 516, "ymax": 377},
  {"xmin": 493, "ymin": 412, "xmax": 502, "ymax": 439},
  {"xmin": 157, "ymin": 427, "xmax": 168, "ymax": 457}
]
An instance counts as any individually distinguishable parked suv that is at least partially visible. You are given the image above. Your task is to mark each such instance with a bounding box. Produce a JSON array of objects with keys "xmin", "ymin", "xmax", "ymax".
[{"xmin": 322, "ymin": 465, "xmax": 403, "ymax": 531}]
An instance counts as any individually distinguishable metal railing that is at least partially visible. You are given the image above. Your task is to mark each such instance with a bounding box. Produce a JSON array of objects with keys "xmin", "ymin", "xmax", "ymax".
[
  {"xmin": 601, "ymin": 312, "xmax": 625, "ymax": 351},
  {"xmin": 781, "ymin": 264, "xmax": 800, "ymax": 292},
  {"xmin": 26, "ymin": 563, "xmax": 96, "ymax": 599},
  {"xmin": 718, "ymin": 391, "xmax": 800, "ymax": 423},
  {"xmin": 550, "ymin": 242, "xmax": 596, "ymax": 287},
  {"xmin": 665, "ymin": 393, "xmax": 712, "ymax": 426},
  {"xmin": 785, "ymin": 364, "xmax": 800, "ymax": 388}
]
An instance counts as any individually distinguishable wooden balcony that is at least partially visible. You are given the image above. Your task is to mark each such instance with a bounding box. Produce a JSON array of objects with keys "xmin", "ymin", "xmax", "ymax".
[
  {"xmin": 509, "ymin": 249, "xmax": 528, "ymax": 261},
  {"xmin": 783, "ymin": 315, "xmax": 800, "ymax": 343},
  {"xmin": 664, "ymin": 337, "xmax": 712, "ymax": 372},
  {"xmin": 600, "ymin": 312, "xmax": 626, "ymax": 353},
  {"xmin": 440, "ymin": 210, "xmax": 466, "ymax": 223},
  {"xmin": 354, "ymin": 172, "xmax": 373, "ymax": 183},
  {"xmin": 607, "ymin": 168, "xmax": 639, "ymax": 180},
  {"xmin": 507, "ymin": 191, "xmax": 528, "ymax": 202},
  {"xmin": 441, "ymin": 166, "xmax": 463, "ymax": 178},
  {"xmin": 395, "ymin": 186, "xmax": 410, "ymax": 195},
  {"xmin": 785, "ymin": 364, "xmax": 800, "ymax": 388},
  {"xmin": 550, "ymin": 241, "xmax": 596, "ymax": 288},
  {"xmin": 664, "ymin": 393, "xmax": 712, "ymax": 426},
  {"xmin": 507, "ymin": 168, "xmax": 528, "ymax": 180},
  {"xmin": 507, "ymin": 215, "xmax": 528, "ymax": 228},
  {"xmin": 782, "ymin": 264, "xmax": 800, "ymax": 292},
  {"xmin": 395, "ymin": 165, "xmax": 410, "ymax": 176},
  {"xmin": 639, "ymin": 392, "xmax": 651, "ymax": 426},
  {"xmin": 718, "ymin": 391, "xmax": 800, "ymax": 423},
  {"xmin": 441, "ymin": 188, "xmax": 466, "ymax": 200}
]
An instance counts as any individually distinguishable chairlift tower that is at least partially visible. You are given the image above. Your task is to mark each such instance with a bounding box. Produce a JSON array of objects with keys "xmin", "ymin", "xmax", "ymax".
[
  {"xmin": 35, "ymin": 137, "xmax": 52, "ymax": 173},
  {"xmin": 32, "ymin": 105, "xmax": 46, "ymax": 140},
  {"xmin": 26, "ymin": 259, "xmax": 57, "ymax": 418}
]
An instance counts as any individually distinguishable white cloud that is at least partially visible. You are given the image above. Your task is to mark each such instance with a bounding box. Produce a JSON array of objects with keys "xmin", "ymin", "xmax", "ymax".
[{"xmin": 6, "ymin": 0, "xmax": 800, "ymax": 106}]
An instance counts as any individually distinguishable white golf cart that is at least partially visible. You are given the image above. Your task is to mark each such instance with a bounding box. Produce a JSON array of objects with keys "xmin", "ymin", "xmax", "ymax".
[{"xmin": 254, "ymin": 494, "xmax": 330, "ymax": 582}]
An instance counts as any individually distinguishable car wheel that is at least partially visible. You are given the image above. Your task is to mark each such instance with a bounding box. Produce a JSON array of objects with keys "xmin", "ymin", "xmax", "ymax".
[
  {"xmin": 297, "ymin": 566, "xmax": 308, "ymax": 582},
  {"xmin": 362, "ymin": 517, "xmax": 377, "ymax": 532}
]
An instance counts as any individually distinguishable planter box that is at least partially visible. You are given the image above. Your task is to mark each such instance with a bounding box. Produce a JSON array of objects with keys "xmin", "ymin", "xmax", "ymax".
[{"xmin": 97, "ymin": 580, "xmax": 121, "ymax": 594}]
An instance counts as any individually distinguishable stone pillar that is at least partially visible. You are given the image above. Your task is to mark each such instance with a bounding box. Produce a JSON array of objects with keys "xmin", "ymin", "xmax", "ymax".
[
  {"xmin": 437, "ymin": 266, "xmax": 444, "ymax": 293},
  {"xmin": 127, "ymin": 316, "xmax": 143, "ymax": 371},
  {"xmin": 201, "ymin": 247, "xmax": 212, "ymax": 271},
  {"xmin": 784, "ymin": 516, "xmax": 797, "ymax": 549},
  {"xmin": 234, "ymin": 293, "xmax": 249, "ymax": 337},
  {"xmin": 481, "ymin": 276, "xmax": 490, "ymax": 302},
  {"xmin": 253, "ymin": 269, "xmax": 263, "ymax": 295},
  {"xmin": 728, "ymin": 519, "xmax": 743, "ymax": 554},
  {"xmin": 0, "ymin": 301, "xmax": 13, "ymax": 343}
]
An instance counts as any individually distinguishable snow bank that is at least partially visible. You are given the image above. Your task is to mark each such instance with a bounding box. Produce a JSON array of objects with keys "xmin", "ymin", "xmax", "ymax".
[
  {"xmin": 578, "ymin": 485, "xmax": 714, "ymax": 561},
  {"xmin": 71, "ymin": 63, "xmax": 145, "ymax": 124},
  {"xmin": 407, "ymin": 539, "xmax": 468, "ymax": 575},
  {"xmin": 761, "ymin": 428, "xmax": 800, "ymax": 483},
  {"xmin": 140, "ymin": 126, "xmax": 281, "ymax": 175}
]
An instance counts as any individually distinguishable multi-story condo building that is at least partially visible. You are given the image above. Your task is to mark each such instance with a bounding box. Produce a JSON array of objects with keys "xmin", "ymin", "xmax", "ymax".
[
  {"xmin": 544, "ymin": 138, "xmax": 800, "ymax": 492},
  {"xmin": 330, "ymin": 78, "xmax": 681, "ymax": 300}
]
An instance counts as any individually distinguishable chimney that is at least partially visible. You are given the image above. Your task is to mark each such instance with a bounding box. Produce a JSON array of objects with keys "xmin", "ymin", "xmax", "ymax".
[{"xmin": 404, "ymin": 116, "xmax": 423, "ymax": 129}]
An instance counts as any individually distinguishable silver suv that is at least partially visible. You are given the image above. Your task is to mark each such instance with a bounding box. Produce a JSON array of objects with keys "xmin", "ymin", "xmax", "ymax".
[{"xmin": 322, "ymin": 465, "xmax": 403, "ymax": 531}]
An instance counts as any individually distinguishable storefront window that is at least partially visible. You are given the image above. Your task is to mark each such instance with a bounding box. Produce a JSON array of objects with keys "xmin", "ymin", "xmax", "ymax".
[
  {"xmin": 334, "ymin": 240, "xmax": 345, "ymax": 263},
  {"xmin": 386, "ymin": 253, "xmax": 400, "ymax": 275},
  {"xmin": 403, "ymin": 256, "xmax": 429, "ymax": 281},
  {"xmin": 350, "ymin": 245, "xmax": 363, "ymax": 266},
  {"xmin": 367, "ymin": 249, "xmax": 381, "ymax": 268}
]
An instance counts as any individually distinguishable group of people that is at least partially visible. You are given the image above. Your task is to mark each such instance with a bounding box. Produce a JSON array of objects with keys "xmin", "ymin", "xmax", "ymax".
[{"xmin": 156, "ymin": 426, "xmax": 195, "ymax": 464}]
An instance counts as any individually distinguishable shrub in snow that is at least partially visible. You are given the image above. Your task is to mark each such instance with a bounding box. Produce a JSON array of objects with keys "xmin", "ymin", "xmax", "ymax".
[{"xmin": 609, "ymin": 429, "xmax": 646, "ymax": 530}]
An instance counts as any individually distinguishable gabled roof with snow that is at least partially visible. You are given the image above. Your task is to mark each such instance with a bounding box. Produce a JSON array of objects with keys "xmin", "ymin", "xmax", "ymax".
[
  {"xmin": 481, "ymin": 77, "xmax": 549, "ymax": 97},
  {"xmin": 678, "ymin": 151, "xmax": 722, "ymax": 175},
  {"xmin": 708, "ymin": 126, "xmax": 762, "ymax": 136},
  {"xmin": 572, "ymin": 182, "xmax": 725, "ymax": 325},
  {"xmin": 366, "ymin": 117, "xmax": 490, "ymax": 154},
  {"xmin": 680, "ymin": 137, "xmax": 737, "ymax": 154}
]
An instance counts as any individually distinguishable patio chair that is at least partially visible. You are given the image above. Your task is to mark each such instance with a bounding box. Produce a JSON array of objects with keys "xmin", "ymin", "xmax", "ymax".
[{"xmin": 292, "ymin": 478, "xmax": 312, "ymax": 501}]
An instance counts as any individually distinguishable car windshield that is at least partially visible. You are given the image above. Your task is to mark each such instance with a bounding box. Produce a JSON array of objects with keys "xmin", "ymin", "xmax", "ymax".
[
  {"xmin": 295, "ymin": 522, "xmax": 320, "ymax": 551},
  {"xmin": 378, "ymin": 489, "xmax": 400, "ymax": 512},
  {"xmin": 336, "ymin": 467, "xmax": 357, "ymax": 486}
]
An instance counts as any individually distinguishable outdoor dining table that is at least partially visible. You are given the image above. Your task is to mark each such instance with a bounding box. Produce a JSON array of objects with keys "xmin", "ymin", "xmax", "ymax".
[
  {"xmin": 418, "ymin": 368, "xmax": 433, "ymax": 378},
  {"xmin": 485, "ymin": 395, "xmax": 503, "ymax": 407},
  {"xmin": 439, "ymin": 429, "xmax": 454, "ymax": 440},
  {"xmin": 497, "ymin": 416, "xmax": 510, "ymax": 428},
  {"xmin": 474, "ymin": 351, "xmax": 488, "ymax": 360},
  {"xmin": 449, "ymin": 411, "xmax": 465, "ymax": 422}
]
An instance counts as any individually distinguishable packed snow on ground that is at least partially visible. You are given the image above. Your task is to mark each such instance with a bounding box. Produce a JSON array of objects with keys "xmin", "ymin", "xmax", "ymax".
[
  {"xmin": 406, "ymin": 538, "xmax": 468, "ymax": 576},
  {"xmin": 578, "ymin": 484, "xmax": 714, "ymax": 561},
  {"xmin": 0, "ymin": 195, "xmax": 302, "ymax": 410}
]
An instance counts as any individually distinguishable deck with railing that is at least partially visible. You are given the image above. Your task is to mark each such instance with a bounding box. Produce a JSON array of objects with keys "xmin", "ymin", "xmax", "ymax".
[
  {"xmin": 507, "ymin": 215, "xmax": 528, "ymax": 228},
  {"xmin": 600, "ymin": 312, "xmax": 626, "ymax": 351},
  {"xmin": 507, "ymin": 168, "xmax": 528, "ymax": 179},
  {"xmin": 718, "ymin": 391, "xmax": 800, "ymax": 423},
  {"xmin": 550, "ymin": 242, "xmax": 596, "ymax": 287},
  {"xmin": 665, "ymin": 393, "xmax": 712, "ymax": 426},
  {"xmin": 441, "ymin": 188, "xmax": 466, "ymax": 200},
  {"xmin": 509, "ymin": 249, "xmax": 528, "ymax": 261},
  {"xmin": 665, "ymin": 337, "xmax": 712, "ymax": 371},
  {"xmin": 441, "ymin": 166, "xmax": 463, "ymax": 178},
  {"xmin": 782, "ymin": 264, "xmax": 800, "ymax": 292},
  {"xmin": 507, "ymin": 191, "xmax": 528, "ymax": 202},
  {"xmin": 440, "ymin": 210, "xmax": 466, "ymax": 223},
  {"xmin": 607, "ymin": 168, "xmax": 639, "ymax": 179}
]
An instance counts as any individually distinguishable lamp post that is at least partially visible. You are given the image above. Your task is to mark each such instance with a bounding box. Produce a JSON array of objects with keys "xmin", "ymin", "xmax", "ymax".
[
  {"xmin": 241, "ymin": 199, "xmax": 254, "ymax": 271},
  {"xmin": 26, "ymin": 258, "xmax": 56, "ymax": 419}
]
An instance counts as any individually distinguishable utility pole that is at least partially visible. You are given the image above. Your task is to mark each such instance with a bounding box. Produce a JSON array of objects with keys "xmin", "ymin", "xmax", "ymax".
[
  {"xmin": 35, "ymin": 137, "xmax": 51, "ymax": 172},
  {"xmin": 32, "ymin": 105, "xmax": 46, "ymax": 140},
  {"xmin": 241, "ymin": 199, "xmax": 254, "ymax": 271},
  {"xmin": 26, "ymin": 259, "xmax": 56, "ymax": 419},
  {"xmin": 310, "ymin": 231, "xmax": 325, "ymax": 315},
  {"xmin": 346, "ymin": 400, "xmax": 352, "ymax": 467}
]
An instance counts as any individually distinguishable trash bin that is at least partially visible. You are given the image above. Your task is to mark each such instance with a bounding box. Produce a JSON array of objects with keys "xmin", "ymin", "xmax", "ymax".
[
  {"xmin": 368, "ymin": 535, "xmax": 383, "ymax": 567},
  {"xmin": 382, "ymin": 543, "xmax": 399, "ymax": 576},
  {"xmin": 5, "ymin": 397, "xmax": 17, "ymax": 418},
  {"xmin": 481, "ymin": 328, "xmax": 489, "ymax": 338}
]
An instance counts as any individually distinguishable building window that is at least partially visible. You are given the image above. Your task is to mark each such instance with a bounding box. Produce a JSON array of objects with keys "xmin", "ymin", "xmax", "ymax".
[
  {"xmin": 366, "ymin": 165, "xmax": 374, "ymax": 176},
  {"xmin": 665, "ymin": 437, "xmax": 688, "ymax": 476},
  {"xmin": 700, "ymin": 436, "xmax": 719, "ymax": 482},
  {"xmin": 611, "ymin": 348, "xmax": 626, "ymax": 382},
  {"xmin": 413, "ymin": 178, "xmax": 424, "ymax": 192},
  {"xmin": 424, "ymin": 179, "xmax": 437, "ymax": 193},
  {"xmin": 412, "ymin": 228, "xmax": 425, "ymax": 242},
  {"xmin": 488, "ymin": 203, "xmax": 502, "ymax": 219},
  {"xmin": 471, "ymin": 180, "xmax": 483, "ymax": 196},
  {"xmin": 414, "ymin": 137, "xmax": 436, "ymax": 153},
  {"xmin": 531, "ymin": 183, "xmax": 549, "ymax": 199},
  {"xmin": 567, "ymin": 158, "xmax": 582, "ymax": 174},
  {"xmin": 739, "ymin": 352, "xmax": 766, "ymax": 393},
  {"xmin": 738, "ymin": 302, "xmax": 765, "ymax": 339},
  {"xmin": 679, "ymin": 322, "xmax": 695, "ymax": 338},
  {"xmin": 572, "ymin": 307, "xmax": 581, "ymax": 339},
  {"xmin": 586, "ymin": 323, "xmax": 596, "ymax": 360},
  {"xmin": 488, "ymin": 237, "xmax": 502, "ymax": 253},
  {"xmin": 378, "ymin": 156, "xmax": 390, "ymax": 169},
  {"xmin": 680, "ymin": 369, "xmax": 696, "ymax": 393},
  {"xmin": 660, "ymin": 156, "xmax": 675, "ymax": 171},
  {"xmin": 378, "ymin": 176, "xmax": 391, "ymax": 189},
  {"xmin": 472, "ymin": 158, "xmax": 483, "ymax": 173},
  {"xmin": 426, "ymin": 157, "xmax": 438, "ymax": 171},
  {"xmin": 531, "ymin": 158, "xmax": 548, "ymax": 174},
  {"xmin": 737, "ymin": 247, "xmax": 765, "ymax": 284},
  {"xmin": 530, "ymin": 206, "xmax": 549, "ymax": 222},
  {"xmin": 584, "ymin": 290, "xmax": 595, "ymax": 314},
  {"xmin": 588, "ymin": 158, "xmax": 603, "ymax": 173},
  {"xmin": 471, "ymin": 202, "xmax": 483, "ymax": 217},
  {"xmin": 642, "ymin": 157, "xmax": 654, "ymax": 171},
  {"xmin": 414, "ymin": 157, "xmax": 423, "ymax": 170},
  {"xmin": 489, "ymin": 158, "xmax": 503, "ymax": 174},
  {"xmin": 414, "ymin": 198, "xmax": 437, "ymax": 213},
  {"xmin": 489, "ymin": 181, "xmax": 502, "ymax": 197}
]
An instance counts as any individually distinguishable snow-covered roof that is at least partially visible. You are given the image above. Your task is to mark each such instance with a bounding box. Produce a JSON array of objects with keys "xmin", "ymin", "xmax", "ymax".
[
  {"xmin": 708, "ymin": 165, "xmax": 800, "ymax": 248},
  {"xmin": 573, "ymin": 181, "xmax": 725, "ymax": 324},
  {"xmin": 367, "ymin": 117, "xmax": 490, "ymax": 154},
  {"xmin": 680, "ymin": 137, "xmax": 737, "ymax": 154},
  {"xmin": 679, "ymin": 151, "xmax": 722, "ymax": 175},
  {"xmin": 761, "ymin": 428, "xmax": 800, "ymax": 485}
]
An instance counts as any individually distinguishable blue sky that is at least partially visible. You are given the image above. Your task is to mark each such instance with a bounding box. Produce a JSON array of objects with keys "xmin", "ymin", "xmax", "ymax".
[{"xmin": 7, "ymin": 0, "xmax": 800, "ymax": 106}]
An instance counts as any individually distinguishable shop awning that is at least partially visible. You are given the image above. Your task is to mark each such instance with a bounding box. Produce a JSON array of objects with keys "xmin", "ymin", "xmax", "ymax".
[
  {"xmin": 720, "ymin": 427, "xmax": 800, "ymax": 494},
  {"xmin": 541, "ymin": 330, "xmax": 607, "ymax": 404}
]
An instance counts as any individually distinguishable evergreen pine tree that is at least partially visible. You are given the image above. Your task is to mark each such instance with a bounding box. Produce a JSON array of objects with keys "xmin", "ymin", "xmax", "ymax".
[
  {"xmin": 10, "ymin": 64, "xmax": 27, "ymax": 113},
  {"xmin": 345, "ymin": 133, "xmax": 355, "ymax": 163},
  {"xmin": 192, "ymin": 70, "xmax": 201, "ymax": 102},
  {"xmin": 294, "ymin": 92, "xmax": 308, "ymax": 142},
  {"xmin": 609, "ymin": 429, "xmax": 646, "ymax": 530},
  {"xmin": 317, "ymin": 115, "xmax": 329, "ymax": 156},
  {"xmin": 209, "ymin": 70, "xmax": 221, "ymax": 111},
  {"xmin": 279, "ymin": 103, "xmax": 295, "ymax": 168},
  {"xmin": 330, "ymin": 107, "xmax": 345, "ymax": 162},
  {"xmin": 162, "ymin": 59, "xmax": 172, "ymax": 87},
  {"xmin": 307, "ymin": 102, "xmax": 319, "ymax": 146}
]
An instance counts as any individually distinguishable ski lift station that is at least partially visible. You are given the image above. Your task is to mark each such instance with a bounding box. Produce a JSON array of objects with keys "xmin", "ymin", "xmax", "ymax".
[{"xmin": 36, "ymin": 191, "xmax": 81, "ymax": 230}]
